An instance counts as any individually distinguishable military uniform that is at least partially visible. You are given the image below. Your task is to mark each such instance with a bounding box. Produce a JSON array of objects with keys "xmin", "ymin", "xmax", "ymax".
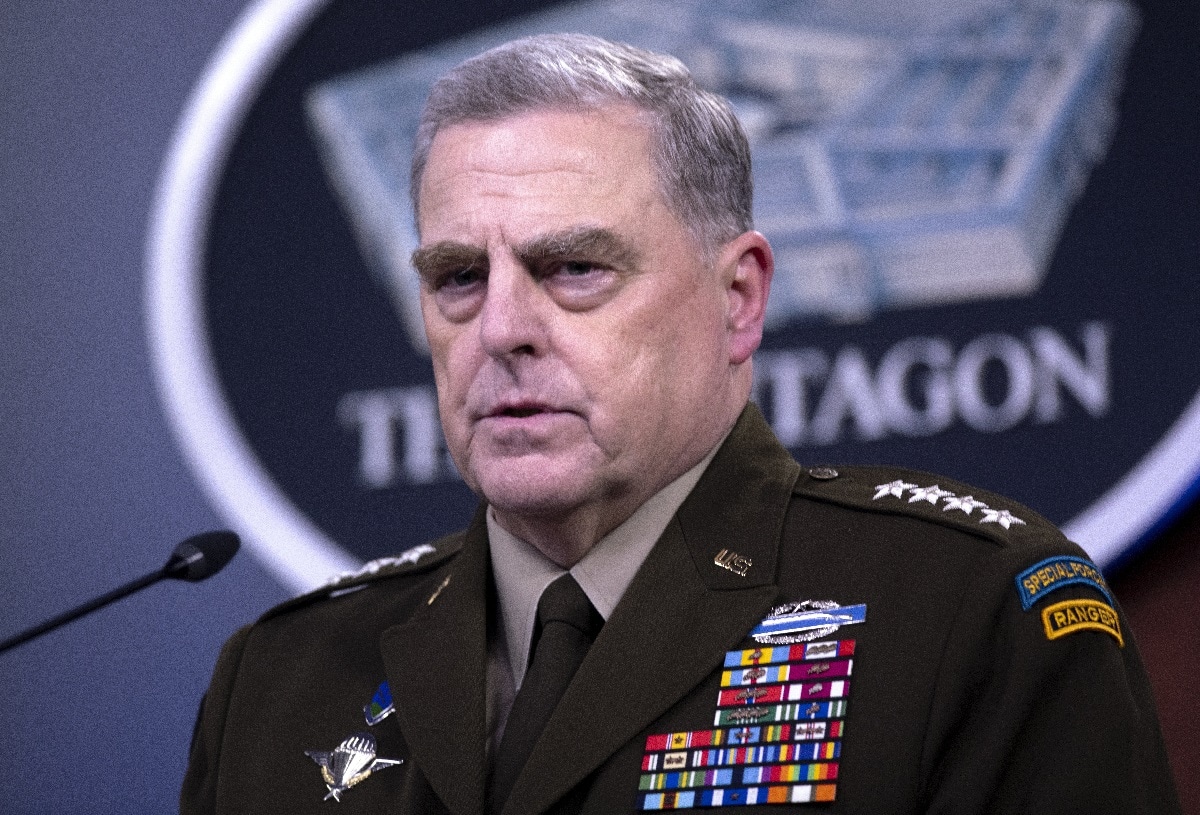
[{"xmin": 181, "ymin": 406, "xmax": 1179, "ymax": 814}]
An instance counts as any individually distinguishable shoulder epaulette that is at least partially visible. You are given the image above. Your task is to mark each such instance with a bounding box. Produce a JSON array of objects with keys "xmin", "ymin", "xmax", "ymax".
[
  {"xmin": 791, "ymin": 464, "xmax": 1065, "ymax": 548},
  {"xmin": 259, "ymin": 534, "xmax": 464, "ymax": 620},
  {"xmin": 319, "ymin": 536, "xmax": 464, "ymax": 591}
]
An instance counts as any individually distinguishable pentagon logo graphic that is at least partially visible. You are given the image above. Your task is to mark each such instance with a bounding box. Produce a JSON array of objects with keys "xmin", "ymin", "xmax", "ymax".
[{"xmin": 147, "ymin": 0, "xmax": 1200, "ymax": 592}]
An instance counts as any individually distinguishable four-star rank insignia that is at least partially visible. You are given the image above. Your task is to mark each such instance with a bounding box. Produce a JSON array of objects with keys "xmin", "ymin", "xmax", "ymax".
[
  {"xmin": 872, "ymin": 479, "xmax": 1027, "ymax": 529},
  {"xmin": 305, "ymin": 732, "xmax": 403, "ymax": 802}
]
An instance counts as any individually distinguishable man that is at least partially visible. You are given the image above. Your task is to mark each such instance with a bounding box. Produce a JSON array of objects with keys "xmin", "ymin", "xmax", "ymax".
[{"xmin": 181, "ymin": 34, "xmax": 1179, "ymax": 814}]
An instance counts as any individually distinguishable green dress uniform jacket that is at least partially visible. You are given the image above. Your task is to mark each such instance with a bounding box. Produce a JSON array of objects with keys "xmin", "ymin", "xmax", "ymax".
[{"xmin": 181, "ymin": 406, "xmax": 1180, "ymax": 814}]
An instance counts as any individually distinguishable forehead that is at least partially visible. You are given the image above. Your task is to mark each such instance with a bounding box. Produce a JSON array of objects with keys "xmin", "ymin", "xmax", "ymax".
[{"xmin": 416, "ymin": 106, "xmax": 665, "ymax": 243}]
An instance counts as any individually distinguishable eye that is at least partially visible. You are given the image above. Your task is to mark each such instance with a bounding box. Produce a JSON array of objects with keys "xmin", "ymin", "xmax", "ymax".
[
  {"xmin": 559, "ymin": 260, "xmax": 598, "ymax": 277},
  {"xmin": 543, "ymin": 259, "xmax": 610, "ymax": 283},
  {"xmin": 542, "ymin": 258, "xmax": 619, "ymax": 310},
  {"xmin": 430, "ymin": 264, "xmax": 488, "ymax": 323},
  {"xmin": 444, "ymin": 265, "xmax": 486, "ymax": 289}
]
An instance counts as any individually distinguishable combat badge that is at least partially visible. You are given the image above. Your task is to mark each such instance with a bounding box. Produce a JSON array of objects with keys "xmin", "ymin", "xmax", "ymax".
[
  {"xmin": 305, "ymin": 732, "xmax": 403, "ymax": 802},
  {"xmin": 750, "ymin": 601, "xmax": 867, "ymax": 644}
]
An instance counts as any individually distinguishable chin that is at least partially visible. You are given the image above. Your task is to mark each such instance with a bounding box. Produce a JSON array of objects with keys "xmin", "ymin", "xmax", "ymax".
[
  {"xmin": 481, "ymin": 481, "xmax": 587, "ymax": 518},
  {"xmin": 472, "ymin": 463, "xmax": 595, "ymax": 518}
]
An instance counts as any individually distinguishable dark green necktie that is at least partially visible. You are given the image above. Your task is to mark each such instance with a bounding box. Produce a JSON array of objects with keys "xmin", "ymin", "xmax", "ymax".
[{"xmin": 487, "ymin": 573, "xmax": 604, "ymax": 813}]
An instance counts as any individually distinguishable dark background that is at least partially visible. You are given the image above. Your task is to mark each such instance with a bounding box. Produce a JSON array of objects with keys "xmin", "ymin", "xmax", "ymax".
[{"xmin": 0, "ymin": 1, "xmax": 1195, "ymax": 812}]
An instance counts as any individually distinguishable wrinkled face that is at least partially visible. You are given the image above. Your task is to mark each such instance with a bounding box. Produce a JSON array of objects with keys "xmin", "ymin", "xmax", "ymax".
[{"xmin": 414, "ymin": 106, "xmax": 747, "ymax": 543}]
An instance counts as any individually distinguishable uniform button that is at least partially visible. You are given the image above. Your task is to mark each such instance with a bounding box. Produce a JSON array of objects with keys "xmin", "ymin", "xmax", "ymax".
[{"xmin": 808, "ymin": 467, "xmax": 839, "ymax": 481}]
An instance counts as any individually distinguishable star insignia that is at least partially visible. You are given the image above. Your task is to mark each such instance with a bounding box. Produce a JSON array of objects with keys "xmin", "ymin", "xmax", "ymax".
[
  {"xmin": 908, "ymin": 484, "xmax": 955, "ymax": 504},
  {"xmin": 942, "ymin": 495, "xmax": 989, "ymax": 515},
  {"xmin": 980, "ymin": 508, "xmax": 1026, "ymax": 529},
  {"xmin": 873, "ymin": 479, "xmax": 918, "ymax": 500}
]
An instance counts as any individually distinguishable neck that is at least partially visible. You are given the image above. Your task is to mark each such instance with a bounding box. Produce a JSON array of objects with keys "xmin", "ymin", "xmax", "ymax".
[
  {"xmin": 489, "ymin": 412, "xmax": 744, "ymax": 568},
  {"xmin": 490, "ymin": 493, "xmax": 646, "ymax": 569}
]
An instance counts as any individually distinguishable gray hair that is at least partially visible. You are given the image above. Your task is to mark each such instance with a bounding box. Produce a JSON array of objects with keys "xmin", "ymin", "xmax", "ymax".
[{"xmin": 410, "ymin": 33, "xmax": 753, "ymax": 253}]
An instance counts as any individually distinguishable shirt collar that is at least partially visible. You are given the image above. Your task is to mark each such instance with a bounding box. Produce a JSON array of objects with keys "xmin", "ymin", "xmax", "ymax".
[{"xmin": 487, "ymin": 444, "xmax": 721, "ymax": 687}]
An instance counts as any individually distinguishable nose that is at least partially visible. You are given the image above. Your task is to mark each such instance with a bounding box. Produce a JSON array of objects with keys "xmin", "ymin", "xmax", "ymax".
[{"xmin": 478, "ymin": 254, "xmax": 546, "ymax": 360}]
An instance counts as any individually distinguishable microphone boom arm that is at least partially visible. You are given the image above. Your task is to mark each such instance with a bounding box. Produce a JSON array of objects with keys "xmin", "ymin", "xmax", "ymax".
[{"xmin": 0, "ymin": 530, "xmax": 239, "ymax": 654}]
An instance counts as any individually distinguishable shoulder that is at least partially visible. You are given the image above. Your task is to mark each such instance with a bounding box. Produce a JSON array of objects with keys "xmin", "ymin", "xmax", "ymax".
[
  {"xmin": 788, "ymin": 463, "xmax": 1120, "ymax": 619},
  {"xmin": 791, "ymin": 463, "xmax": 1067, "ymax": 551},
  {"xmin": 255, "ymin": 532, "xmax": 466, "ymax": 624},
  {"xmin": 789, "ymin": 463, "xmax": 1126, "ymax": 647}
]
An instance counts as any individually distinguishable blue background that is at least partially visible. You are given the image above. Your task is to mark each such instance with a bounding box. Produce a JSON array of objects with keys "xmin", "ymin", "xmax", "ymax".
[{"xmin": 0, "ymin": 3, "xmax": 286, "ymax": 811}]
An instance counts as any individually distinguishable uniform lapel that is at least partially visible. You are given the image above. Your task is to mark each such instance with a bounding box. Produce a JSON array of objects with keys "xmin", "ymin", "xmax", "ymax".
[
  {"xmin": 380, "ymin": 508, "xmax": 490, "ymax": 815},
  {"xmin": 505, "ymin": 406, "xmax": 801, "ymax": 815}
]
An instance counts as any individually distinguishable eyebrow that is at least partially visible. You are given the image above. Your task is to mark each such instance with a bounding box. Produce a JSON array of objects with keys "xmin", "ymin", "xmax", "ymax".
[
  {"xmin": 513, "ymin": 226, "xmax": 641, "ymax": 270},
  {"xmin": 410, "ymin": 243, "xmax": 487, "ymax": 286},
  {"xmin": 411, "ymin": 226, "xmax": 641, "ymax": 283}
]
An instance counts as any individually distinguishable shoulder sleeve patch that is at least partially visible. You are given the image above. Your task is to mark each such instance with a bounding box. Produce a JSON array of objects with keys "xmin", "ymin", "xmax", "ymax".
[
  {"xmin": 1041, "ymin": 598, "xmax": 1123, "ymax": 647},
  {"xmin": 1015, "ymin": 555, "xmax": 1113, "ymax": 610}
]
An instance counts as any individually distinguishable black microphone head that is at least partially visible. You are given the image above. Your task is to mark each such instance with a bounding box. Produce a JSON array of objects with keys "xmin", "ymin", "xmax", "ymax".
[{"xmin": 163, "ymin": 530, "xmax": 241, "ymax": 582}]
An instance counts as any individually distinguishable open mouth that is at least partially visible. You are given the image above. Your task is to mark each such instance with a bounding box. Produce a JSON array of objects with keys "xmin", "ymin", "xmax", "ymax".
[{"xmin": 503, "ymin": 407, "xmax": 546, "ymax": 418}]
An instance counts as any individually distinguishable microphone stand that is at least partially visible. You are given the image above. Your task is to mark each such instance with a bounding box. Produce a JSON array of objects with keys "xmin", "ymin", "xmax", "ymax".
[
  {"xmin": 0, "ymin": 568, "xmax": 168, "ymax": 654},
  {"xmin": 0, "ymin": 530, "xmax": 239, "ymax": 655}
]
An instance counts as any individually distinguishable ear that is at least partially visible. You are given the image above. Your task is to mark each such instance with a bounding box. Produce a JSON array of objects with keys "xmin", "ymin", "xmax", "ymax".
[{"xmin": 719, "ymin": 230, "xmax": 774, "ymax": 365}]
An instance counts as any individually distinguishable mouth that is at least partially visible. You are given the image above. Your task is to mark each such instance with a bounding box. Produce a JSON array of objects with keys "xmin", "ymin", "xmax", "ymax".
[
  {"xmin": 501, "ymin": 406, "xmax": 547, "ymax": 418},
  {"xmin": 483, "ymin": 401, "xmax": 561, "ymax": 420}
]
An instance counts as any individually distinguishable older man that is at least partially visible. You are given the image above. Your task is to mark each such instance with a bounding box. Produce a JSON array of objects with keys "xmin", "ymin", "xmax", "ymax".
[{"xmin": 181, "ymin": 34, "xmax": 1178, "ymax": 814}]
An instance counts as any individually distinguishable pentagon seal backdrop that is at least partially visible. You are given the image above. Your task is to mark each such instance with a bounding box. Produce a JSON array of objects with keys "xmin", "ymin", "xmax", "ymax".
[{"xmin": 147, "ymin": 0, "xmax": 1200, "ymax": 592}]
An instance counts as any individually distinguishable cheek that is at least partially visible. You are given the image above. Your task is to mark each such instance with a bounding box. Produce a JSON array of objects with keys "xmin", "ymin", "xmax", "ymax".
[
  {"xmin": 426, "ymin": 331, "xmax": 477, "ymax": 441},
  {"xmin": 430, "ymin": 344, "xmax": 476, "ymax": 475},
  {"xmin": 622, "ymin": 287, "xmax": 725, "ymax": 370},
  {"xmin": 437, "ymin": 343, "xmax": 475, "ymax": 406},
  {"xmin": 608, "ymin": 284, "xmax": 714, "ymax": 359},
  {"xmin": 575, "ymin": 321, "xmax": 684, "ymax": 422}
]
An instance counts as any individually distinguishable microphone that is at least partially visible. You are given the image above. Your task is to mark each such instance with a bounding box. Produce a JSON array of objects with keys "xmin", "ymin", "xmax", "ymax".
[
  {"xmin": 0, "ymin": 530, "xmax": 240, "ymax": 654},
  {"xmin": 163, "ymin": 530, "xmax": 240, "ymax": 581}
]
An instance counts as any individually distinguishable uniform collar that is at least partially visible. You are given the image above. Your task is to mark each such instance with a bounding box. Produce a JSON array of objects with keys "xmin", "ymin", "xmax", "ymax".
[{"xmin": 487, "ymin": 441, "xmax": 722, "ymax": 688}]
